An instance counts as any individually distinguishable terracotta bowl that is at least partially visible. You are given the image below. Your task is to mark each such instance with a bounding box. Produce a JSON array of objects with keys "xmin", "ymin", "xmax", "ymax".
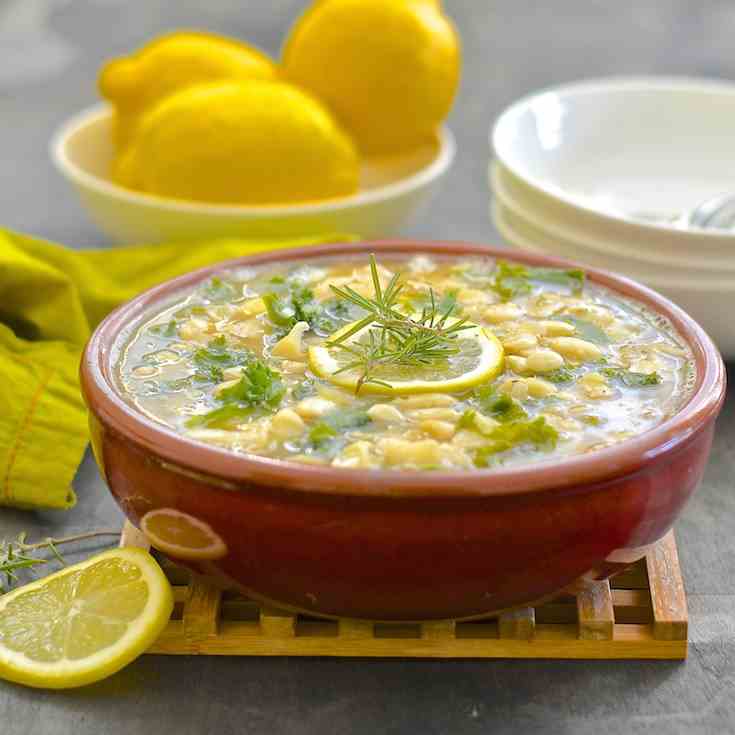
[{"xmin": 80, "ymin": 240, "xmax": 726, "ymax": 621}]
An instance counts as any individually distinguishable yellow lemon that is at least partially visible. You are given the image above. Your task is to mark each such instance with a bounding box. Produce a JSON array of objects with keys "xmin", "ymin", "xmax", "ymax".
[
  {"xmin": 282, "ymin": 0, "xmax": 461, "ymax": 155},
  {"xmin": 99, "ymin": 31, "xmax": 277, "ymax": 148},
  {"xmin": 140, "ymin": 508, "xmax": 228, "ymax": 561},
  {"xmin": 113, "ymin": 80, "xmax": 360, "ymax": 205},
  {"xmin": 309, "ymin": 319, "xmax": 504, "ymax": 395},
  {"xmin": 0, "ymin": 548, "xmax": 173, "ymax": 689}
]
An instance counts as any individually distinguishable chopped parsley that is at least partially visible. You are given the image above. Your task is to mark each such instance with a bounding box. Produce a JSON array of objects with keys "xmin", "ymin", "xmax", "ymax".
[
  {"xmin": 558, "ymin": 315, "xmax": 610, "ymax": 345},
  {"xmin": 473, "ymin": 417, "xmax": 558, "ymax": 467},
  {"xmin": 187, "ymin": 359, "xmax": 285, "ymax": 428},
  {"xmin": 263, "ymin": 285, "xmax": 350, "ymax": 336},
  {"xmin": 149, "ymin": 320, "xmax": 178, "ymax": 338},
  {"xmin": 307, "ymin": 409, "xmax": 372, "ymax": 451},
  {"xmin": 201, "ymin": 276, "xmax": 241, "ymax": 303},
  {"xmin": 543, "ymin": 367, "xmax": 577, "ymax": 383},
  {"xmin": 292, "ymin": 378, "xmax": 317, "ymax": 400},
  {"xmin": 474, "ymin": 385, "xmax": 528, "ymax": 422},
  {"xmin": 457, "ymin": 409, "xmax": 478, "ymax": 430},
  {"xmin": 600, "ymin": 367, "xmax": 662, "ymax": 387},
  {"xmin": 490, "ymin": 261, "xmax": 585, "ymax": 301},
  {"xmin": 192, "ymin": 336, "xmax": 254, "ymax": 383}
]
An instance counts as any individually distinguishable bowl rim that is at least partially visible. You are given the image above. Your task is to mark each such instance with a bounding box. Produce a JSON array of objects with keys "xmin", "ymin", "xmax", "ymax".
[
  {"xmin": 50, "ymin": 103, "xmax": 456, "ymax": 216},
  {"xmin": 493, "ymin": 198, "xmax": 735, "ymax": 296},
  {"xmin": 491, "ymin": 75, "xmax": 735, "ymax": 240},
  {"xmin": 81, "ymin": 240, "xmax": 726, "ymax": 499},
  {"xmin": 491, "ymin": 161, "xmax": 735, "ymax": 274},
  {"xmin": 492, "ymin": 181, "xmax": 735, "ymax": 291}
]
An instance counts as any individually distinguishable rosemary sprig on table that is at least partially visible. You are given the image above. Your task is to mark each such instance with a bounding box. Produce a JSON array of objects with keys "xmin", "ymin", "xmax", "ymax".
[
  {"xmin": 0, "ymin": 530, "xmax": 120, "ymax": 593},
  {"xmin": 327, "ymin": 255, "xmax": 472, "ymax": 392}
]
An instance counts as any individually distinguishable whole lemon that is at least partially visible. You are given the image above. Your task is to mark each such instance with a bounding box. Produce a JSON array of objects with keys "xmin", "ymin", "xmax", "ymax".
[
  {"xmin": 99, "ymin": 31, "xmax": 277, "ymax": 148},
  {"xmin": 282, "ymin": 0, "xmax": 460, "ymax": 155},
  {"xmin": 113, "ymin": 80, "xmax": 360, "ymax": 205}
]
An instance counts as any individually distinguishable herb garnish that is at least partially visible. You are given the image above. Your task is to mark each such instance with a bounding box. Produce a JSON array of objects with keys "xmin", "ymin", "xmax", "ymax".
[
  {"xmin": 149, "ymin": 319, "xmax": 178, "ymax": 338},
  {"xmin": 187, "ymin": 359, "xmax": 285, "ymax": 428},
  {"xmin": 473, "ymin": 417, "xmax": 558, "ymax": 467},
  {"xmin": 308, "ymin": 409, "xmax": 372, "ymax": 450},
  {"xmin": 490, "ymin": 261, "xmax": 586, "ymax": 301},
  {"xmin": 192, "ymin": 335, "xmax": 253, "ymax": 383},
  {"xmin": 474, "ymin": 385, "xmax": 528, "ymax": 422},
  {"xmin": 201, "ymin": 276, "xmax": 241, "ymax": 303},
  {"xmin": 263, "ymin": 285, "xmax": 351, "ymax": 336},
  {"xmin": 327, "ymin": 255, "xmax": 472, "ymax": 392},
  {"xmin": 600, "ymin": 367, "xmax": 662, "ymax": 387},
  {"xmin": 1, "ymin": 530, "xmax": 119, "ymax": 593},
  {"xmin": 558, "ymin": 315, "xmax": 610, "ymax": 345},
  {"xmin": 543, "ymin": 367, "xmax": 577, "ymax": 384}
]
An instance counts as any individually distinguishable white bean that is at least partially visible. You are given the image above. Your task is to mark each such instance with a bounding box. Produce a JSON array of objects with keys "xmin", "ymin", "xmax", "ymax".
[
  {"xmin": 525, "ymin": 348, "xmax": 564, "ymax": 373},
  {"xmin": 367, "ymin": 404, "xmax": 404, "ymax": 423},
  {"xmin": 295, "ymin": 397, "xmax": 336, "ymax": 419},
  {"xmin": 502, "ymin": 334, "xmax": 538, "ymax": 354},
  {"xmin": 269, "ymin": 409, "xmax": 305, "ymax": 440},
  {"xmin": 547, "ymin": 337, "xmax": 602, "ymax": 363},
  {"xmin": 420, "ymin": 419, "xmax": 456, "ymax": 441},
  {"xmin": 525, "ymin": 377, "xmax": 558, "ymax": 398},
  {"xmin": 484, "ymin": 303, "xmax": 524, "ymax": 324}
]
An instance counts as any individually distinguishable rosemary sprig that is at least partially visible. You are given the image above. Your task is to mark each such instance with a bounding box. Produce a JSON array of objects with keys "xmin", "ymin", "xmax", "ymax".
[
  {"xmin": 327, "ymin": 255, "xmax": 473, "ymax": 392},
  {"xmin": 0, "ymin": 529, "xmax": 120, "ymax": 593}
]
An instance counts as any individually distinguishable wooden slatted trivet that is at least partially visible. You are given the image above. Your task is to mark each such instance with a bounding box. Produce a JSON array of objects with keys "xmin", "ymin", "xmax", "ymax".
[{"xmin": 121, "ymin": 522, "xmax": 687, "ymax": 659}]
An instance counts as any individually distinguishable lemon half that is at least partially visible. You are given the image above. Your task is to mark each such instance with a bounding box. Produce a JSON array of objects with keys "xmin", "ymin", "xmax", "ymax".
[
  {"xmin": 0, "ymin": 548, "xmax": 173, "ymax": 689},
  {"xmin": 141, "ymin": 509, "xmax": 228, "ymax": 561},
  {"xmin": 309, "ymin": 319, "xmax": 504, "ymax": 394}
]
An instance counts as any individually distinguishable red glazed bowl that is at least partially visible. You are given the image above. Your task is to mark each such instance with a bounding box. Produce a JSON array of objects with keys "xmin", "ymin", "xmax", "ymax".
[{"xmin": 80, "ymin": 240, "xmax": 726, "ymax": 621}]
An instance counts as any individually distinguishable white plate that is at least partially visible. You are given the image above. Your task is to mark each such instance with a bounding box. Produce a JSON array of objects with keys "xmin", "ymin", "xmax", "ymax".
[{"xmin": 492, "ymin": 77, "xmax": 735, "ymax": 244}]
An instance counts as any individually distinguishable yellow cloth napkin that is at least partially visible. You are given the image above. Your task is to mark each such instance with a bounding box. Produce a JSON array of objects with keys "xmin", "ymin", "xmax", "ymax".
[{"xmin": 0, "ymin": 228, "xmax": 352, "ymax": 510}]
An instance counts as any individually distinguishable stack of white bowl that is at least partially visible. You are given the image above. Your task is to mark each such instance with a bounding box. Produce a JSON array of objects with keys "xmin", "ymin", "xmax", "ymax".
[{"xmin": 490, "ymin": 77, "xmax": 735, "ymax": 359}]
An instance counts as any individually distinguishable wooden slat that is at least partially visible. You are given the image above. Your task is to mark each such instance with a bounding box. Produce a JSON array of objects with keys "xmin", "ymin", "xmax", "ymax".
[
  {"xmin": 421, "ymin": 621, "xmax": 456, "ymax": 640},
  {"xmin": 611, "ymin": 562, "xmax": 649, "ymax": 590},
  {"xmin": 148, "ymin": 620, "xmax": 686, "ymax": 659},
  {"xmin": 576, "ymin": 580, "xmax": 615, "ymax": 640},
  {"xmin": 260, "ymin": 607, "xmax": 297, "ymax": 638},
  {"xmin": 498, "ymin": 607, "xmax": 535, "ymax": 640},
  {"xmin": 611, "ymin": 589, "xmax": 653, "ymax": 624},
  {"xmin": 127, "ymin": 529, "xmax": 687, "ymax": 659},
  {"xmin": 646, "ymin": 531, "xmax": 688, "ymax": 641},
  {"xmin": 338, "ymin": 619, "xmax": 374, "ymax": 639},
  {"xmin": 183, "ymin": 578, "xmax": 222, "ymax": 638}
]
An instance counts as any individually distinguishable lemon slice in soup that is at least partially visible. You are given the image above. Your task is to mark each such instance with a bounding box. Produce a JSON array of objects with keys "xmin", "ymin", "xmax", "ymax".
[{"xmin": 309, "ymin": 319, "xmax": 504, "ymax": 395}]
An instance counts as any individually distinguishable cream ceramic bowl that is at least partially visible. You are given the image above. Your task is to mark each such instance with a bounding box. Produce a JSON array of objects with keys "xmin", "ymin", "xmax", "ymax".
[
  {"xmin": 491, "ymin": 162, "xmax": 735, "ymax": 277},
  {"xmin": 492, "ymin": 200, "xmax": 735, "ymax": 358},
  {"xmin": 51, "ymin": 104, "xmax": 455, "ymax": 244},
  {"xmin": 491, "ymin": 77, "xmax": 735, "ymax": 258}
]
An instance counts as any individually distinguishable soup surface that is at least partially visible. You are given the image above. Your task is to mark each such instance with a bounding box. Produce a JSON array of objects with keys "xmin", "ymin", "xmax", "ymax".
[{"xmin": 118, "ymin": 254, "xmax": 694, "ymax": 471}]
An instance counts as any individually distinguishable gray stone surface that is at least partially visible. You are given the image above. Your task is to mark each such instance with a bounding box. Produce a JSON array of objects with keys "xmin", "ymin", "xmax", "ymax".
[{"xmin": 0, "ymin": 1, "xmax": 734, "ymax": 733}]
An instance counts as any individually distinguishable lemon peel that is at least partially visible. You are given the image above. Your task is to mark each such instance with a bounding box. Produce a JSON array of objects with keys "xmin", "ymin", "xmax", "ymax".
[
  {"xmin": 113, "ymin": 80, "xmax": 360, "ymax": 205},
  {"xmin": 99, "ymin": 30, "xmax": 277, "ymax": 148},
  {"xmin": 309, "ymin": 319, "xmax": 504, "ymax": 395},
  {"xmin": 0, "ymin": 548, "xmax": 172, "ymax": 689},
  {"xmin": 282, "ymin": 0, "xmax": 461, "ymax": 154}
]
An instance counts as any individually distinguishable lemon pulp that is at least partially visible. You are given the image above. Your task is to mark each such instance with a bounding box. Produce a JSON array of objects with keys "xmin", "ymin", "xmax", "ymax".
[
  {"xmin": 0, "ymin": 548, "xmax": 173, "ymax": 689},
  {"xmin": 141, "ymin": 508, "xmax": 228, "ymax": 561},
  {"xmin": 308, "ymin": 319, "xmax": 504, "ymax": 394}
]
